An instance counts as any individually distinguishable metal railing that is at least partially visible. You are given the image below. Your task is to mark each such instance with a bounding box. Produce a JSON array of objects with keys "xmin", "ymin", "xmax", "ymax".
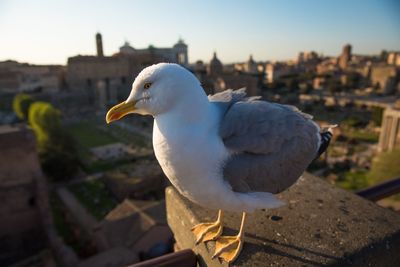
[
  {"xmin": 356, "ymin": 177, "xmax": 400, "ymax": 202},
  {"xmin": 128, "ymin": 249, "xmax": 197, "ymax": 267}
]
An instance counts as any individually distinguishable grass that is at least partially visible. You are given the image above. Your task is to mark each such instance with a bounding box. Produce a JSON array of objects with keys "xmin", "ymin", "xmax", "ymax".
[
  {"xmin": 311, "ymin": 105, "xmax": 345, "ymax": 123},
  {"xmin": 368, "ymin": 149, "xmax": 400, "ymax": 184},
  {"xmin": 83, "ymin": 158, "xmax": 133, "ymax": 174},
  {"xmin": 67, "ymin": 119, "xmax": 152, "ymax": 176},
  {"xmin": 68, "ymin": 122, "xmax": 118, "ymax": 149},
  {"xmin": 336, "ymin": 169, "xmax": 369, "ymax": 191},
  {"xmin": 104, "ymin": 123, "xmax": 152, "ymax": 148},
  {"xmin": 68, "ymin": 179, "xmax": 118, "ymax": 220},
  {"xmin": 67, "ymin": 122, "xmax": 122, "ymax": 172},
  {"xmin": 345, "ymin": 130, "xmax": 379, "ymax": 143},
  {"xmin": 49, "ymin": 192, "xmax": 98, "ymax": 257},
  {"xmin": 49, "ymin": 193, "xmax": 74, "ymax": 243},
  {"xmin": 49, "ymin": 193, "xmax": 87, "ymax": 254}
]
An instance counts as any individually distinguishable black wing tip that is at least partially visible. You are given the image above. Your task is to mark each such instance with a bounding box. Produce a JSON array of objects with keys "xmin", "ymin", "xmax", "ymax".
[{"xmin": 314, "ymin": 130, "xmax": 333, "ymax": 160}]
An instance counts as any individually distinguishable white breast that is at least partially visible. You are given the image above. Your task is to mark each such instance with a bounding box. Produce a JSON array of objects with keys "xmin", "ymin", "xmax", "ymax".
[{"xmin": 153, "ymin": 118, "xmax": 230, "ymax": 203}]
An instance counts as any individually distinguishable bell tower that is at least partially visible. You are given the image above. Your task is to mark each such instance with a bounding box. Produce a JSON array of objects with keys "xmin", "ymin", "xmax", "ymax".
[{"xmin": 96, "ymin": 32, "xmax": 104, "ymax": 57}]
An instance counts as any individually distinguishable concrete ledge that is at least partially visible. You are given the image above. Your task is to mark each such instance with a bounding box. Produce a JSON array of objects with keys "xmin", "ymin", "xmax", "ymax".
[{"xmin": 166, "ymin": 173, "xmax": 400, "ymax": 267}]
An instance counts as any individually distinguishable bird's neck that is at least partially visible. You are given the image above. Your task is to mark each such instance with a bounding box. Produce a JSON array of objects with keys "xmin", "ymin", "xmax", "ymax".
[{"xmin": 154, "ymin": 93, "xmax": 214, "ymax": 134}]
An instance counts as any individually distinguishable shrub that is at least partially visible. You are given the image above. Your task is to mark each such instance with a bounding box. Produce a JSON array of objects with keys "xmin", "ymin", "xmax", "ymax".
[
  {"xmin": 13, "ymin": 93, "xmax": 34, "ymax": 120},
  {"xmin": 29, "ymin": 102, "xmax": 79, "ymax": 180},
  {"xmin": 371, "ymin": 107, "xmax": 384, "ymax": 126}
]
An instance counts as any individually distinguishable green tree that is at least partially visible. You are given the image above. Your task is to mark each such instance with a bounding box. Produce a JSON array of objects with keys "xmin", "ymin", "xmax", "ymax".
[
  {"xmin": 371, "ymin": 107, "xmax": 384, "ymax": 126},
  {"xmin": 368, "ymin": 150, "xmax": 400, "ymax": 185},
  {"xmin": 343, "ymin": 115, "xmax": 367, "ymax": 128},
  {"xmin": 13, "ymin": 93, "xmax": 34, "ymax": 120},
  {"xmin": 337, "ymin": 170, "xmax": 369, "ymax": 191},
  {"xmin": 29, "ymin": 102, "xmax": 79, "ymax": 180}
]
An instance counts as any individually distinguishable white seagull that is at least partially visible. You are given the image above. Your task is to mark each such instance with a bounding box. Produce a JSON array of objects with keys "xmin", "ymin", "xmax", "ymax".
[{"xmin": 106, "ymin": 63, "xmax": 333, "ymax": 263}]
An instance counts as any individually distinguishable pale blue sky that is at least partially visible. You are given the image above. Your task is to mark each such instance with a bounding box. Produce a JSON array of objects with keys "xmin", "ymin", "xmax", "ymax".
[{"xmin": 0, "ymin": 0, "xmax": 399, "ymax": 65}]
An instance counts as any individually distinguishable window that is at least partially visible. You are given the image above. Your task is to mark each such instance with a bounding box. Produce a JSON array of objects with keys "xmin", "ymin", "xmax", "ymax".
[
  {"xmin": 178, "ymin": 53, "xmax": 186, "ymax": 64},
  {"xmin": 28, "ymin": 196, "xmax": 36, "ymax": 207}
]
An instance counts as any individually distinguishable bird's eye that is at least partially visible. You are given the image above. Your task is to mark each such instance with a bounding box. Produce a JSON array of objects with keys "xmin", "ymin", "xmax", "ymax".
[{"xmin": 143, "ymin": 82, "xmax": 152, "ymax": 89}]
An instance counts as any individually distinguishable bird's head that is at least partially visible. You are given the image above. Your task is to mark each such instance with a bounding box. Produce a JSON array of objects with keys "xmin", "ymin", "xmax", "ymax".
[{"xmin": 106, "ymin": 63, "xmax": 202, "ymax": 123}]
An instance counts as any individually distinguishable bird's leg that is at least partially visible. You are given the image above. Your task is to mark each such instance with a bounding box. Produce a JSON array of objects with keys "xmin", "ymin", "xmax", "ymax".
[
  {"xmin": 191, "ymin": 209, "xmax": 224, "ymax": 244},
  {"xmin": 212, "ymin": 212, "xmax": 247, "ymax": 263}
]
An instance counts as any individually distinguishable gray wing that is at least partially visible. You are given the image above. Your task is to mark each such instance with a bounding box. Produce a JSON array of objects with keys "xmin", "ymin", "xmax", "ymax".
[
  {"xmin": 216, "ymin": 91, "xmax": 320, "ymax": 194},
  {"xmin": 208, "ymin": 88, "xmax": 261, "ymax": 117},
  {"xmin": 208, "ymin": 88, "xmax": 248, "ymax": 103}
]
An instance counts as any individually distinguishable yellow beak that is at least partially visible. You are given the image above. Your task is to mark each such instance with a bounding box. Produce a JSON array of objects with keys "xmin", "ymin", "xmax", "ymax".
[{"xmin": 106, "ymin": 101, "xmax": 136, "ymax": 124}]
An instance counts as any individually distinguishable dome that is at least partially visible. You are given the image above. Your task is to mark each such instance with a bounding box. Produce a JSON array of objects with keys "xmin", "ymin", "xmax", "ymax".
[
  {"xmin": 119, "ymin": 41, "xmax": 135, "ymax": 55},
  {"xmin": 248, "ymin": 54, "xmax": 255, "ymax": 64},
  {"xmin": 210, "ymin": 52, "xmax": 222, "ymax": 66},
  {"xmin": 173, "ymin": 38, "xmax": 187, "ymax": 48},
  {"xmin": 208, "ymin": 52, "xmax": 223, "ymax": 76}
]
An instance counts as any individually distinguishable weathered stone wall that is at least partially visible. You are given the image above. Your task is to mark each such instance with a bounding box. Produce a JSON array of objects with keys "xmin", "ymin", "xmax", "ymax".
[
  {"xmin": 66, "ymin": 53, "xmax": 174, "ymax": 91},
  {"xmin": 66, "ymin": 56, "xmax": 130, "ymax": 89},
  {"xmin": 371, "ymin": 65, "xmax": 398, "ymax": 95},
  {"xmin": 166, "ymin": 173, "xmax": 400, "ymax": 267},
  {"xmin": 0, "ymin": 125, "xmax": 47, "ymax": 265}
]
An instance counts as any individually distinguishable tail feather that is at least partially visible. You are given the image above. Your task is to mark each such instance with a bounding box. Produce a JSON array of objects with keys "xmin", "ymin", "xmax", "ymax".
[{"xmin": 314, "ymin": 125, "xmax": 337, "ymax": 160}]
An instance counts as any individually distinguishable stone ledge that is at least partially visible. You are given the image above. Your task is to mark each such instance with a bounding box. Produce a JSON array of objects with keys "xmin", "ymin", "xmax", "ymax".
[{"xmin": 166, "ymin": 173, "xmax": 400, "ymax": 267}]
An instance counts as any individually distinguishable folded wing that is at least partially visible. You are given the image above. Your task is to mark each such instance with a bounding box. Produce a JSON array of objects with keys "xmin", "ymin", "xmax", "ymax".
[{"xmin": 211, "ymin": 89, "xmax": 320, "ymax": 194}]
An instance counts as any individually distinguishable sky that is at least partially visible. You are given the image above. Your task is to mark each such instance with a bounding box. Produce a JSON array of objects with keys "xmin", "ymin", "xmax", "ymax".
[{"xmin": 0, "ymin": 0, "xmax": 399, "ymax": 65}]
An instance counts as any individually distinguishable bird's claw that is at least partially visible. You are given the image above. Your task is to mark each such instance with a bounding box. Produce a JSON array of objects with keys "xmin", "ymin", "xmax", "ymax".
[
  {"xmin": 191, "ymin": 221, "xmax": 223, "ymax": 244},
  {"xmin": 212, "ymin": 235, "xmax": 243, "ymax": 263}
]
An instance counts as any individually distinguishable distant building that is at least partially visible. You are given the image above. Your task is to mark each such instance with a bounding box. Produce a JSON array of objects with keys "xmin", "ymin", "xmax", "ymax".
[
  {"xmin": 119, "ymin": 41, "xmax": 136, "ymax": 55},
  {"xmin": 117, "ymin": 37, "xmax": 188, "ymax": 66},
  {"xmin": 96, "ymin": 32, "xmax": 104, "ymax": 57},
  {"xmin": 215, "ymin": 73, "xmax": 259, "ymax": 96},
  {"xmin": 313, "ymin": 76, "xmax": 327, "ymax": 90},
  {"xmin": 387, "ymin": 52, "xmax": 400, "ymax": 66},
  {"xmin": 0, "ymin": 61, "xmax": 64, "ymax": 93},
  {"xmin": 0, "ymin": 68, "xmax": 20, "ymax": 92},
  {"xmin": 297, "ymin": 51, "xmax": 319, "ymax": 63},
  {"xmin": 193, "ymin": 52, "xmax": 260, "ymax": 96},
  {"xmin": 193, "ymin": 60, "xmax": 207, "ymax": 79},
  {"xmin": 264, "ymin": 62, "xmax": 296, "ymax": 83},
  {"xmin": 66, "ymin": 33, "xmax": 188, "ymax": 109},
  {"xmin": 316, "ymin": 58, "xmax": 339, "ymax": 74},
  {"xmin": 338, "ymin": 44, "xmax": 352, "ymax": 69},
  {"xmin": 370, "ymin": 65, "xmax": 399, "ymax": 95},
  {"xmin": 207, "ymin": 52, "xmax": 223, "ymax": 77},
  {"xmin": 234, "ymin": 55, "xmax": 259, "ymax": 74},
  {"xmin": 378, "ymin": 107, "xmax": 400, "ymax": 152},
  {"xmin": 296, "ymin": 51, "xmax": 321, "ymax": 72},
  {"xmin": 245, "ymin": 55, "xmax": 258, "ymax": 73}
]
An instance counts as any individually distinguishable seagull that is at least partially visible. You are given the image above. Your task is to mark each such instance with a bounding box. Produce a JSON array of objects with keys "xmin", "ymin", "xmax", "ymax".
[{"xmin": 106, "ymin": 63, "xmax": 333, "ymax": 263}]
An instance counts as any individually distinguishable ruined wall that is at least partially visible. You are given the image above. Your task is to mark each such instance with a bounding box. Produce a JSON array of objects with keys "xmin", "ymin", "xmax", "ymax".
[
  {"xmin": 0, "ymin": 125, "xmax": 46, "ymax": 265},
  {"xmin": 371, "ymin": 65, "xmax": 398, "ymax": 94}
]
